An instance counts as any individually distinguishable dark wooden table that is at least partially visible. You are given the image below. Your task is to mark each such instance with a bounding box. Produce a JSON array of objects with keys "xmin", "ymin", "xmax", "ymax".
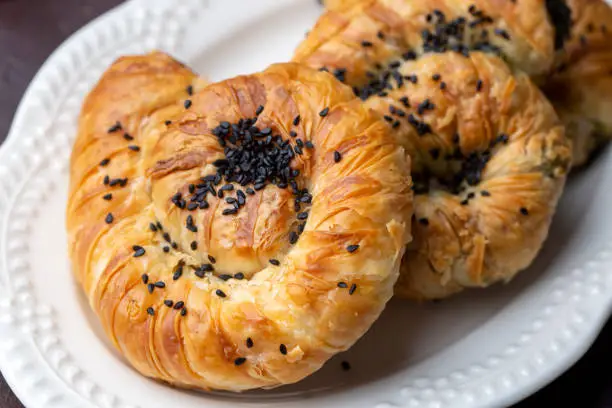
[{"xmin": 1, "ymin": 1, "xmax": 611, "ymax": 407}]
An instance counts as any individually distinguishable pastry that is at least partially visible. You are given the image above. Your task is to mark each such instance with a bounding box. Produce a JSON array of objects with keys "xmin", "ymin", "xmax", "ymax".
[
  {"xmin": 296, "ymin": 0, "xmax": 570, "ymax": 84},
  {"xmin": 542, "ymin": 0, "xmax": 612, "ymax": 166},
  {"xmin": 293, "ymin": 3, "xmax": 572, "ymax": 299},
  {"xmin": 315, "ymin": 0, "xmax": 612, "ymax": 167},
  {"xmin": 66, "ymin": 52, "xmax": 413, "ymax": 390}
]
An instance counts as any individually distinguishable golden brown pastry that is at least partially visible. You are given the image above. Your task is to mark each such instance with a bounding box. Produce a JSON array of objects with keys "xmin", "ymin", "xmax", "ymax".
[
  {"xmin": 67, "ymin": 52, "xmax": 413, "ymax": 390},
  {"xmin": 293, "ymin": 4, "xmax": 572, "ymax": 300},
  {"xmin": 296, "ymin": 0, "xmax": 571, "ymax": 85},
  {"xmin": 543, "ymin": 0, "xmax": 612, "ymax": 166}
]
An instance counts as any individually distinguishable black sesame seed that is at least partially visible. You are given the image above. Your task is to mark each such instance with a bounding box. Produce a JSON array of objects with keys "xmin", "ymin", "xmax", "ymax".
[
  {"xmin": 146, "ymin": 307, "xmax": 155, "ymax": 316},
  {"xmin": 333, "ymin": 68, "xmax": 347, "ymax": 82},
  {"xmin": 337, "ymin": 282, "xmax": 348, "ymax": 288},
  {"xmin": 186, "ymin": 85, "xmax": 194, "ymax": 95},
  {"xmin": 163, "ymin": 246, "xmax": 170, "ymax": 253},
  {"xmin": 99, "ymin": 158, "xmax": 110, "ymax": 166},
  {"xmin": 234, "ymin": 357, "xmax": 247, "ymax": 366},
  {"xmin": 494, "ymin": 28, "xmax": 510, "ymax": 40},
  {"xmin": 164, "ymin": 300, "xmax": 174, "ymax": 307},
  {"xmin": 128, "ymin": 145, "xmax": 140, "ymax": 152},
  {"xmin": 289, "ymin": 231, "xmax": 299, "ymax": 245},
  {"xmin": 269, "ymin": 259, "xmax": 280, "ymax": 266},
  {"xmin": 481, "ymin": 190, "xmax": 491, "ymax": 197},
  {"xmin": 105, "ymin": 213, "xmax": 114, "ymax": 224},
  {"xmin": 297, "ymin": 212, "xmax": 309, "ymax": 220},
  {"xmin": 184, "ymin": 100, "xmax": 192, "ymax": 109},
  {"xmin": 361, "ymin": 40, "xmax": 373, "ymax": 47},
  {"xmin": 187, "ymin": 202, "xmax": 198, "ymax": 211},
  {"xmin": 290, "ymin": 131, "xmax": 297, "ymax": 138},
  {"xmin": 402, "ymin": 50, "xmax": 417, "ymax": 60},
  {"xmin": 222, "ymin": 208, "xmax": 238, "ymax": 215},
  {"xmin": 305, "ymin": 141, "xmax": 314, "ymax": 149},
  {"xmin": 349, "ymin": 283, "xmax": 357, "ymax": 295},
  {"xmin": 190, "ymin": 241, "xmax": 198, "ymax": 250},
  {"xmin": 181, "ymin": 308, "xmax": 187, "ymax": 316},
  {"xmin": 476, "ymin": 80, "xmax": 483, "ymax": 91},
  {"xmin": 172, "ymin": 242, "xmax": 178, "ymax": 249},
  {"xmin": 147, "ymin": 283, "xmax": 155, "ymax": 294},
  {"xmin": 108, "ymin": 122, "xmax": 122, "ymax": 133},
  {"xmin": 377, "ymin": 31, "xmax": 385, "ymax": 39},
  {"xmin": 319, "ymin": 107, "xmax": 330, "ymax": 117},
  {"xmin": 234, "ymin": 272, "xmax": 245, "ymax": 280},
  {"xmin": 520, "ymin": 207, "xmax": 529, "ymax": 215},
  {"xmin": 460, "ymin": 199, "xmax": 469, "ymax": 206},
  {"xmin": 141, "ymin": 274, "xmax": 149, "ymax": 284},
  {"xmin": 219, "ymin": 274, "xmax": 233, "ymax": 281},
  {"xmin": 174, "ymin": 301, "xmax": 185, "ymax": 310},
  {"xmin": 149, "ymin": 223, "xmax": 157, "ymax": 232},
  {"xmin": 280, "ymin": 344, "xmax": 288, "ymax": 355},
  {"xmin": 154, "ymin": 281, "xmax": 166, "ymax": 289},
  {"xmin": 133, "ymin": 246, "xmax": 146, "ymax": 257},
  {"xmin": 440, "ymin": 82, "xmax": 447, "ymax": 90},
  {"xmin": 208, "ymin": 255, "xmax": 216, "ymax": 264},
  {"xmin": 341, "ymin": 361, "xmax": 351, "ymax": 371},
  {"xmin": 346, "ymin": 244, "xmax": 359, "ymax": 253},
  {"xmin": 256, "ymin": 105, "xmax": 264, "ymax": 115},
  {"xmin": 246, "ymin": 337, "xmax": 254, "ymax": 348},
  {"xmin": 102, "ymin": 193, "xmax": 112, "ymax": 200},
  {"xmin": 123, "ymin": 133, "xmax": 134, "ymax": 141},
  {"xmin": 334, "ymin": 150, "xmax": 342, "ymax": 163},
  {"xmin": 432, "ymin": 74, "xmax": 441, "ymax": 81},
  {"xmin": 103, "ymin": 175, "xmax": 110, "ymax": 185},
  {"xmin": 165, "ymin": 120, "xmax": 172, "ymax": 126},
  {"xmin": 418, "ymin": 218, "xmax": 429, "ymax": 226},
  {"xmin": 215, "ymin": 289, "xmax": 227, "ymax": 298},
  {"xmin": 170, "ymin": 265, "xmax": 182, "ymax": 281}
]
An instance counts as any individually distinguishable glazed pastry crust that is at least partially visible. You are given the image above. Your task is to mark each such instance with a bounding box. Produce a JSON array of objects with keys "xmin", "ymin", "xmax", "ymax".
[
  {"xmin": 296, "ymin": 0, "xmax": 558, "ymax": 81},
  {"xmin": 543, "ymin": 0, "xmax": 612, "ymax": 166},
  {"xmin": 367, "ymin": 53, "xmax": 570, "ymax": 299},
  {"xmin": 293, "ymin": 5, "xmax": 571, "ymax": 299},
  {"xmin": 67, "ymin": 53, "xmax": 413, "ymax": 390}
]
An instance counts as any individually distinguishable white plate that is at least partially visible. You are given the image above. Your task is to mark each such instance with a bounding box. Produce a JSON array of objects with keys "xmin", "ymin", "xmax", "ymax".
[{"xmin": 0, "ymin": 0, "xmax": 611, "ymax": 407}]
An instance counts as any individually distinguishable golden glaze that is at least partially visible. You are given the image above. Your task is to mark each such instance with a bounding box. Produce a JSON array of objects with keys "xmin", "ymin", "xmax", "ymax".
[
  {"xmin": 293, "ymin": 4, "xmax": 571, "ymax": 299},
  {"xmin": 297, "ymin": 0, "xmax": 557, "ymax": 80},
  {"xmin": 543, "ymin": 0, "xmax": 612, "ymax": 166},
  {"xmin": 366, "ymin": 53, "xmax": 570, "ymax": 299},
  {"xmin": 67, "ymin": 52, "xmax": 413, "ymax": 390}
]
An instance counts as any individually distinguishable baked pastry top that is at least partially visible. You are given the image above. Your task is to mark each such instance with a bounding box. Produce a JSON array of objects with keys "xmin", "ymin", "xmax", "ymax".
[
  {"xmin": 293, "ymin": 3, "xmax": 571, "ymax": 299},
  {"xmin": 67, "ymin": 52, "xmax": 413, "ymax": 390}
]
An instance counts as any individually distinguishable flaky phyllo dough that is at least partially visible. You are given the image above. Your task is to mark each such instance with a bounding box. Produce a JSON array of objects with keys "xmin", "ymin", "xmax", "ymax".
[
  {"xmin": 294, "ymin": 0, "xmax": 573, "ymax": 299},
  {"xmin": 67, "ymin": 54, "xmax": 413, "ymax": 390}
]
